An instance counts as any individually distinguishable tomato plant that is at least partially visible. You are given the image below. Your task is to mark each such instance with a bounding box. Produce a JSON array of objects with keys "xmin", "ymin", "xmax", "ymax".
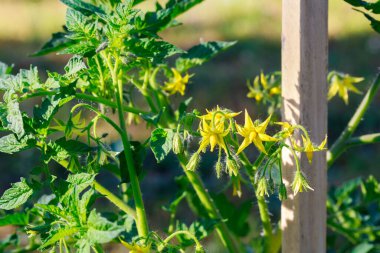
[{"xmin": 0, "ymin": 0, "xmax": 380, "ymax": 252}]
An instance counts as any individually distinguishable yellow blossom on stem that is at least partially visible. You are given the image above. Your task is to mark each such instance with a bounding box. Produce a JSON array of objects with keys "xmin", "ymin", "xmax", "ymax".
[
  {"xmin": 199, "ymin": 106, "xmax": 241, "ymax": 124},
  {"xmin": 236, "ymin": 110, "xmax": 277, "ymax": 154},
  {"xmin": 327, "ymin": 73, "xmax": 364, "ymax": 104},
  {"xmin": 163, "ymin": 68, "xmax": 191, "ymax": 96},
  {"xmin": 247, "ymin": 76, "xmax": 264, "ymax": 102},
  {"xmin": 301, "ymin": 135, "xmax": 327, "ymax": 163},
  {"xmin": 198, "ymin": 119, "xmax": 230, "ymax": 153},
  {"xmin": 275, "ymin": 121, "xmax": 295, "ymax": 138}
]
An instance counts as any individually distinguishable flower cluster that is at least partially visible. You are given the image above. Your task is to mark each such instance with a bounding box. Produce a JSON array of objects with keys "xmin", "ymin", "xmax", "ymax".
[{"xmin": 187, "ymin": 107, "xmax": 327, "ymax": 198}]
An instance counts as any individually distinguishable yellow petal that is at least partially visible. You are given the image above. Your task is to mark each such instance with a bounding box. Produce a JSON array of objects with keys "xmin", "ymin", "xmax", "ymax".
[
  {"xmin": 237, "ymin": 137, "xmax": 251, "ymax": 154},
  {"xmin": 327, "ymin": 82, "xmax": 339, "ymax": 100},
  {"xmin": 257, "ymin": 114, "xmax": 272, "ymax": 133},
  {"xmin": 258, "ymin": 133, "xmax": 277, "ymax": 142},
  {"xmin": 252, "ymin": 137, "xmax": 267, "ymax": 154},
  {"xmin": 318, "ymin": 135, "xmax": 328, "ymax": 150},
  {"xmin": 244, "ymin": 110, "xmax": 255, "ymax": 129}
]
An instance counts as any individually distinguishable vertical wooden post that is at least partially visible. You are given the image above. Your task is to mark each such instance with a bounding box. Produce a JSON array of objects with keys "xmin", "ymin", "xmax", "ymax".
[{"xmin": 281, "ymin": 0, "xmax": 328, "ymax": 252}]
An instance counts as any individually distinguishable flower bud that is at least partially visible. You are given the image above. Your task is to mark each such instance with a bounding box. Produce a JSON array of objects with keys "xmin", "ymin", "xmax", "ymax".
[
  {"xmin": 291, "ymin": 170, "xmax": 313, "ymax": 195},
  {"xmin": 256, "ymin": 177, "xmax": 269, "ymax": 197},
  {"xmin": 172, "ymin": 132, "xmax": 184, "ymax": 154},
  {"xmin": 225, "ymin": 157, "xmax": 240, "ymax": 177},
  {"xmin": 215, "ymin": 160, "xmax": 223, "ymax": 179},
  {"xmin": 187, "ymin": 153, "xmax": 200, "ymax": 171}
]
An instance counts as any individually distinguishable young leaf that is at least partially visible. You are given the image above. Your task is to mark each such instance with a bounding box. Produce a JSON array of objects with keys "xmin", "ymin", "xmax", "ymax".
[
  {"xmin": 176, "ymin": 41, "xmax": 236, "ymax": 71},
  {"xmin": 139, "ymin": 0, "xmax": 204, "ymax": 34},
  {"xmin": 1, "ymin": 100, "xmax": 25, "ymax": 137},
  {"xmin": 61, "ymin": 0, "xmax": 105, "ymax": 16},
  {"xmin": 32, "ymin": 31, "xmax": 77, "ymax": 56},
  {"xmin": 86, "ymin": 210, "xmax": 124, "ymax": 244},
  {"xmin": 40, "ymin": 227, "xmax": 80, "ymax": 249},
  {"xmin": 0, "ymin": 178, "xmax": 33, "ymax": 210},
  {"xmin": 150, "ymin": 128, "xmax": 174, "ymax": 162},
  {"xmin": 65, "ymin": 56, "xmax": 87, "ymax": 77},
  {"xmin": 0, "ymin": 134, "xmax": 34, "ymax": 154}
]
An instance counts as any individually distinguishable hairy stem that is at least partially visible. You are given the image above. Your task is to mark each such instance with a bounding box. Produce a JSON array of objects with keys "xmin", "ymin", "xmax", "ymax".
[
  {"xmin": 328, "ymin": 73, "xmax": 380, "ymax": 167},
  {"xmin": 177, "ymin": 154, "xmax": 240, "ymax": 253},
  {"xmin": 104, "ymin": 52, "xmax": 149, "ymax": 237}
]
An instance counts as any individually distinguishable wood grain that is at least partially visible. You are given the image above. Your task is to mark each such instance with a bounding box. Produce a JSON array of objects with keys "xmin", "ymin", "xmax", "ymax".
[{"xmin": 281, "ymin": 0, "xmax": 328, "ymax": 252}]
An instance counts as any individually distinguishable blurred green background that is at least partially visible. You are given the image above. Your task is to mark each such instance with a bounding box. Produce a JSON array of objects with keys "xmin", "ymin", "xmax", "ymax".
[{"xmin": 1, "ymin": 0, "xmax": 380, "ymax": 251}]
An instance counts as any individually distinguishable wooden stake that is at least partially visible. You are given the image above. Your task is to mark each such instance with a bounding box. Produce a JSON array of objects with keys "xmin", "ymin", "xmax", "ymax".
[{"xmin": 281, "ymin": 0, "xmax": 328, "ymax": 252}]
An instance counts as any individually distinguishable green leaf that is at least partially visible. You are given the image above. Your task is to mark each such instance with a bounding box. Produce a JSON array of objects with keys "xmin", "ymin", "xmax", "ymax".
[
  {"xmin": 61, "ymin": 0, "xmax": 105, "ymax": 16},
  {"xmin": 56, "ymin": 138, "xmax": 92, "ymax": 154},
  {"xmin": 33, "ymin": 96, "xmax": 62, "ymax": 130},
  {"xmin": 176, "ymin": 41, "xmax": 236, "ymax": 71},
  {"xmin": 75, "ymin": 239, "xmax": 91, "ymax": 253},
  {"xmin": 150, "ymin": 128, "xmax": 174, "ymax": 162},
  {"xmin": 65, "ymin": 9, "xmax": 96, "ymax": 39},
  {"xmin": 0, "ymin": 100, "xmax": 25, "ymax": 137},
  {"xmin": 0, "ymin": 134, "xmax": 34, "ymax": 154},
  {"xmin": 32, "ymin": 31, "xmax": 77, "ymax": 56},
  {"xmin": 40, "ymin": 227, "xmax": 80, "ymax": 249},
  {"xmin": 0, "ymin": 178, "xmax": 33, "ymax": 210},
  {"xmin": 0, "ymin": 212, "xmax": 29, "ymax": 226},
  {"xmin": 65, "ymin": 56, "xmax": 87, "ymax": 76},
  {"xmin": 138, "ymin": 0, "xmax": 204, "ymax": 34},
  {"xmin": 67, "ymin": 173, "xmax": 96, "ymax": 192},
  {"xmin": 125, "ymin": 38, "xmax": 184, "ymax": 64},
  {"xmin": 0, "ymin": 62, "xmax": 13, "ymax": 78},
  {"xmin": 356, "ymin": 10, "xmax": 380, "ymax": 33},
  {"xmin": 352, "ymin": 242, "xmax": 374, "ymax": 253},
  {"xmin": 60, "ymin": 42, "xmax": 97, "ymax": 56},
  {"xmin": 86, "ymin": 210, "xmax": 123, "ymax": 244},
  {"xmin": 176, "ymin": 219, "xmax": 219, "ymax": 247}
]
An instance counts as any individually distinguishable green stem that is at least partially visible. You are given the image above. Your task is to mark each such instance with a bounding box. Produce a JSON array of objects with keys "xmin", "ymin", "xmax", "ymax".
[
  {"xmin": 257, "ymin": 196, "xmax": 273, "ymax": 236},
  {"xmin": 161, "ymin": 230, "xmax": 203, "ymax": 251},
  {"xmin": 327, "ymin": 73, "xmax": 380, "ymax": 167},
  {"xmin": 177, "ymin": 154, "xmax": 240, "ymax": 253},
  {"xmin": 94, "ymin": 181, "xmax": 136, "ymax": 219},
  {"xmin": 346, "ymin": 133, "xmax": 380, "ymax": 147},
  {"xmin": 109, "ymin": 58, "xmax": 149, "ymax": 237}
]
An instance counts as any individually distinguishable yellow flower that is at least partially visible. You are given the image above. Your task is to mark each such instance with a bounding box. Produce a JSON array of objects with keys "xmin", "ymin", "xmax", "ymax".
[
  {"xmin": 247, "ymin": 76, "xmax": 264, "ymax": 102},
  {"xmin": 328, "ymin": 73, "xmax": 364, "ymax": 104},
  {"xmin": 198, "ymin": 119, "xmax": 230, "ymax": 153},
  {"xmin": 291, "ymin": 170, "xmax": 313, "ymax": 196},
  {"xmin": 301, "ymin": 135, "xmax": 327, "ymax": 163},
  {"xmin": 199, "ymin": 106, "xmax": 240, "ymax": 124},
  {"xmin": 163, "ymin": 68, "xmax": 191, "ymax": 96},
  {"xmin": 292, "ymin": 135, "xmax": 327, "ymax": 163},
  {"xmin": 275, "ymin": 121, "xmax": 295, "ymax": 138},
  {"xmin": 236, "ymin": 110, "xmax": 277, "ymax": 154}
]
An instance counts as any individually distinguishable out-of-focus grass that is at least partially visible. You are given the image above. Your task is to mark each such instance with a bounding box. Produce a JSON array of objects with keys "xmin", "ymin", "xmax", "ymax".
[{"xmin": 0, "ymin": 0, "xmax": 373, "ymax": 43}]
